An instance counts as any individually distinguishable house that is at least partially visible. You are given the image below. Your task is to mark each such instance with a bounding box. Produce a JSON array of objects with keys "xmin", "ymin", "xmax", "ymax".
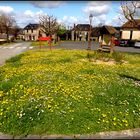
[
  {"xmin": 0, "ymin": 27, "xmax": 15, "ymax": 43},
  {"xmin": 23, "ymin": 23, "xmax": 46, "ymax": 41},
  {"xmin": 0, "ymin": 34, "xmax": 7, "ymax": 44},
  {"xmin": 71, "ymin": 24, "xmax": 91, "ymax": 41},
  {"xmin": 17, "ymin": 29, "xmax": 25, "ymax": 40},
  {"xmin": 121, "ymin": 19, "xmax": 140, "ymax": 40},
  {"xmin": 91, "ymin": 27, "xmax": 101, "ymax": 41}
]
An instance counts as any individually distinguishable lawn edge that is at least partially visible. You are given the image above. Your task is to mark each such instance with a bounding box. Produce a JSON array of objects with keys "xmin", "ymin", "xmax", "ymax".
[{"xmin": 0, "ymin": 128, "xmax": 140, "ymax": 139}]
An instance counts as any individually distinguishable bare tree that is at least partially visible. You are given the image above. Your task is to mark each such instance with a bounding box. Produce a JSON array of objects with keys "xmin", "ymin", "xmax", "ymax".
[
  {"xmin": 0, "ymin": 13, "xmax": 16, "ymax": 42},
  {"xmin": 120, "ymin": 1, "xmax": 140, "ymax": 28},
  {"xmin": 39, "ymin": 14, "xmax": 59, "ymax": 36}
]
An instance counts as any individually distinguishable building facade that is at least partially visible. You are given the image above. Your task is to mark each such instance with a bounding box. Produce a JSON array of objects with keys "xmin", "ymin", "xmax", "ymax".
[
  {"xmin": 71, "ymin": 24, "xmax": 91, "ymax": 41},
  {"xmin": 121, "ymin": 19, "xmax": 140, "ymax": 40},
  {"xmin": 23, "ymin": 23, "xmax": 46, "ymax": 41}
]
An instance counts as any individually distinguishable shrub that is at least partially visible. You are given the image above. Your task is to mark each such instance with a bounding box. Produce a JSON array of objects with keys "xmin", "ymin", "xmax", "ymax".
[{"xmin": 112, "ymin": 52, "xmax": 125, "ymax": 63}]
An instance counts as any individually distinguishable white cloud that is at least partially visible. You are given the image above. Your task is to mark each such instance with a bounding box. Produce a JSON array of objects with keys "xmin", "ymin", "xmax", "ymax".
[
  {"xmin": 81, "ymin": 1, "xmax": 112, "ymax": 26},
  {"xmin": 83, "ymin": 1, "xmax": 111, "ymax": 16},
  {"xmin": 16, "ymin": 10, "xmax": 45, "ymax": 27},
  {"xmin": 58, "ymin": 16, "xmax": 79, "ymax": 27},
  {"xmin": 24, "ymin": 10, "xmax": 34, "ymax": 18},
  {"xmin": 0, "ymin": 6, "xmax": 14, "ymax": 14},
  {"xmin": 30, "ymin": 1, "xmax": 65, "ymax": 8},
  {"xmin": 110, "ymin": 14, "xmax": 127, "ymax": 26}
]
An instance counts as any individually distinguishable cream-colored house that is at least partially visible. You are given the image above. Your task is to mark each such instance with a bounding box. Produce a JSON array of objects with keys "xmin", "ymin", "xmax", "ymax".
[
  {"xmin": 23, "ymin": 23, "xmax": 46, "ymax": 41},
  {"xmin": 121, "ymin": 19, "xmax": 140, "ymax": 40},
  {"xmin": 71, "ymin": 24, "xmax": 91, "ymax": 41}
]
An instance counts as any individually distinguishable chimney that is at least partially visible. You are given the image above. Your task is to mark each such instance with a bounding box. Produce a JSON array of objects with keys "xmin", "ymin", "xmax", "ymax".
[{"xmin": 74, "ymin": 23, "xmax": 76, "ymax": 28}]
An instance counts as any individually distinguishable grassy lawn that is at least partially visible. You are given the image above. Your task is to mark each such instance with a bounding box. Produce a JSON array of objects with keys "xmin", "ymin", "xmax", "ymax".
[{"xmin": 0, "ymin": 49, "xmax": 140, "ymax": 136}]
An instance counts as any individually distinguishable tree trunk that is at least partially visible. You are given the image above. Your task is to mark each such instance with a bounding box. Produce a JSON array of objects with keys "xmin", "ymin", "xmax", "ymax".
[{"xmin": 6, "ymin": 29, "xmax": 9, "ymax": 43}]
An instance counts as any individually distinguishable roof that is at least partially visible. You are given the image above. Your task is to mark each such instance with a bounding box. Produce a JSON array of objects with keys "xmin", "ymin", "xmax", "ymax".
[
  {"xmin": 18, "ymin": 29, "xmax": 24, "ymax": 35},
  {"xmin": 24, "ymin": 23, "xmax": 40, "ymax": 30},
  {"xmin": 91, "ymin": 27, "xmax": 101, "ymax": 37},
  {"xmin": 122, "ymin": 19, "xmax": 140, "ymax": 29},
  {"xmin": 91, "ymin": 26, "xmax": 118, "ymax": 37},
  {"xmin": 72, "ymin": 24, "xmax": 91, "ymax": 31},
  {"xmin": 114, "ymin": 26, "xmax": 121, "ymax": 31},
  {"xmin": 103, "ymin": 26, "xmax": 118, "ymax": 34}
]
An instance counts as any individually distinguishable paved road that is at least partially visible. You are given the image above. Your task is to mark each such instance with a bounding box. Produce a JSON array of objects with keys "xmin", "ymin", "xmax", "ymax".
[
  {"xmin": 0, "ymin": 42, "xmax": 33, "ymax": 65},
  {"xmin": 57, "ymin": 41, "xmax": 140, "ymax": 53}
]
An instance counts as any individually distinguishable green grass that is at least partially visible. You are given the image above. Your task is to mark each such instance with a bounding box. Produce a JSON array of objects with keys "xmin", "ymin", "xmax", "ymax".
[{"xmin": 0, "ymin": 49, "xmax": 140, "ymax": 136}]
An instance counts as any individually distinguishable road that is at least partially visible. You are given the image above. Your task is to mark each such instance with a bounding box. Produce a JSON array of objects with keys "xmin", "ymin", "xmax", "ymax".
[
  {"xmin": 57, "ymin": 41, "xmax": 140, "ymax": 53},
  {"xmin": 0, "ymin": 42, "xmax": 33, "ymax": 65},
  {"xmin": 0, "ymin": 41, "xmax": 140, "ymax": 66}
]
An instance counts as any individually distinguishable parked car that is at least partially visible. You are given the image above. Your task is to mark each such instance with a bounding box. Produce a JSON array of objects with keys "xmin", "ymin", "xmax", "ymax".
[
  {"xmin": 114, "ymin": 39, "xmax": 120, "ymax": 46},
  {"xmin": 134, "ymin": 41, "xmax": 140, "ymax": 48},
  {"xmin": 119, "ymin": 40, "xmax": 129, "ymax": 47},
  {"xmin": 119, "ymin": 40, "xmax": 135, "ymax": 47}
]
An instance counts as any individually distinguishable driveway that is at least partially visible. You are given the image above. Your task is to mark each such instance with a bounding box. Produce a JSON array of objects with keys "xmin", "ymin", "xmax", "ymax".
[
  {"xmin": 0, "ymin": 42, "xmax": 33, "ymax": 66},
  {"xmin": 56, "ymin": 41, "xmax": 140, "ymax": 53}
]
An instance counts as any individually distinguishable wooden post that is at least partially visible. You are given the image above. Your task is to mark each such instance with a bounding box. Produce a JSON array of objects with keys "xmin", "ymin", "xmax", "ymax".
[
  {"xmin": 39, "ymin": 39, "xmax": 41, "ymax": 49},
  {"xmin": 110, "ymin": 36, "xmax": 115, "ymax": 54}
]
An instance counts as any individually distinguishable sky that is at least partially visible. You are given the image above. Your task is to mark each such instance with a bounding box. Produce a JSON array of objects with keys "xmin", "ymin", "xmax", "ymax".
[{"xmin": 0, "ymin": 1, "xmax": 125, "ymax": 28}]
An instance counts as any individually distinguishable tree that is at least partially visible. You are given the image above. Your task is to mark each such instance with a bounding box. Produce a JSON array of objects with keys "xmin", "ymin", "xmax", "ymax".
[
  {"xmin": 39, "ymin": 14, "xmax": 59, "ymax": 36},
  {"xmin": 120, "ymin": 1, "xmax": 140, "ymax": 28},
  {"xmin": 57, "ymin": 24, "xmax": 67, "ymax": 36},
  {"xmin": 0, "ymin": 13, "xmax": 16, "ymax": 42},
  {"xmin": 12, "ymin": 26, "xmax": 22, "ymax": 39}
]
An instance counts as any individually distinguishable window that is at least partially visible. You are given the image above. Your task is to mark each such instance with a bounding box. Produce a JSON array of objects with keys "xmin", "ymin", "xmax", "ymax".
[
  {"xmin": 27, "ymin": 29, "xmax": 28, "ymax": 33},
  {"xmin": 31, "ymin": 29, "xmax": 33, "ymax": 33}
]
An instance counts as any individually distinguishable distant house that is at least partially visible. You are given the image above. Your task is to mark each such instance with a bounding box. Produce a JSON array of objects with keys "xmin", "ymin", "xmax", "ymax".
[
  {"xmin": 23, "ymin": 23, "xmax": 46, "ymax": 41},
  {"xmin": 121, "ymin": 19, "xmax": 140, "ymax": 40},
  {"xmin": 0, "ymin": 27, "xmax": 15, "ymax": 43},
  {"xmin": 71, "ymin": 24, "xmax": 91, "ymax": 41},
  {"xmin": 0, "ymin": 34, "xmax": 7, "ymax": 43},
  {"xmin": 17, "ymin": 29, "xmax": 25, "ymax": 40}
]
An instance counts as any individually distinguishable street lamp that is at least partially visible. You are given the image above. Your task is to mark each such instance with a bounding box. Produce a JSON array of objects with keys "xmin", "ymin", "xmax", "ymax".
[{"xmin": 87, "ymin": 13, "xmax": 93, "ymax": 50}]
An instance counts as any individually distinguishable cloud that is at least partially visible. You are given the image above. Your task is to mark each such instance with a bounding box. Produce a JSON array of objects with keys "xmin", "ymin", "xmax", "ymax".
[
  {"xmin": 16, "ymin": 10, "xmax": 45, "ymax": 27},
  {"xmin": 83, "ymin": 1, "xmax": 111, "ymax": 16},
  {"xmin": 30, "ymin": 1, "xmax": 65, "ymax": 8},
  {"xmin": 110, "ymin": 13, "xmax": 127, "ymax": 26},
  {"xmin": 81, "ymin": 1, "xmax": 113, "ymax": 26},
  {"xmin": 58, "ymin": 16, "xmax": 79, "ymax": 27},
  {"xmin": 24, "ymin": 10, "xmax": 34, "ymax": 18},
  {"xmin": 0, "ymin": 6, "xmax": 14, "ymax": 14}
]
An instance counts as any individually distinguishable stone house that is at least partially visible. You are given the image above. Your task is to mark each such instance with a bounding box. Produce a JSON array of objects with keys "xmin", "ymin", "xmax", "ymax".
[
  {"xmin": 23, "ymin": 23, "xmax": 46, "ymax": 41},
  {"xmin": 71, "ymin": 24, "xmax": 91, "ymax": 41},
  {"xmin": 121, "ymin": 19, "xmax": 140, "ymax": 40}
]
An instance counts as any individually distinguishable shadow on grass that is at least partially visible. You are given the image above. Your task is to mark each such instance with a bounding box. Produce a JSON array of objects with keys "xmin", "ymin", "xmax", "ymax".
[
  {"xmin": 118, "ymin": 74, "xmax": 140, "ymax": 82},
  {"xmin": 5, "ymin": 53, "xmax": 25, "ymax": 68}
]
